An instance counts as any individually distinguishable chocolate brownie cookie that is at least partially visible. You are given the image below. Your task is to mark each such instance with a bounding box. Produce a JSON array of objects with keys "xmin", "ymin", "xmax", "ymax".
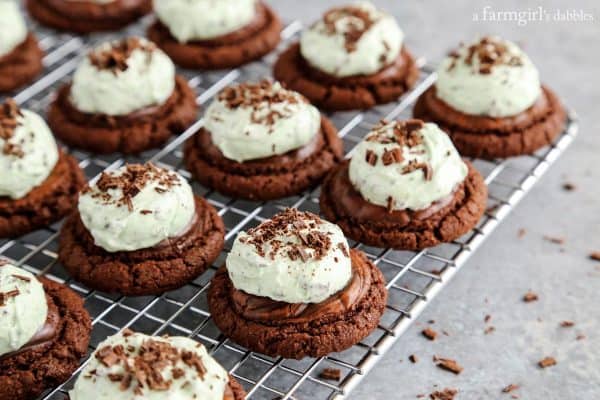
[
  {"xmin": 0, "ymin": 151, "xmax": 85, "ymax": 238},
  {"xmin": 209, "ymin": 249, "xmax": 387, "ymax": 359},
  {"xmin": 0, "ymin": 99, "xmax": 85, "ymax": 238},
  {"xmin": 0, "ymin": 34, "xmax": 44, "ymax": 93},
  {"xmin": 208, "ymin": 209, "xmax": 387, "ymax": 359},
  {"xmin": 321, "ymin": 161, "xmax": 487, "ymax": 250},
  {"xmin": 414, "ymin": 36, "xmax": 567, "ymax": 159},
  {"xmin": 47, "ymin": 38, "xmax": 198, "ymax": 154},
  {"xmin": 68, "ymin": 330, "xmax": 245, "ymax": 399},
  {"xmin": 148, "ymin": 1, "xmax": 281, "ymax": 70},
  {"xmin": 184, "ymin": 81, "xmax": 344, "ymax": 200},
  {"xmin": 274, "ymin": 43, "xmax": 419, "ymax": 111},
  {"xmin": 274, "ymin": 2, "xmax": 420, "ymax": 111},
  {"xmin": 0, "ymin": 264, "xmax": 91, "ymax": 400},
  {"xmin": 320, "ymin": 120, "xmax": 487, "ymax": 250},
  {"xmin": 58, "ymin": 164, "xmax": 225, "ymax": 296},
  {"xmin": 414, "ymin": 85, "xmax": 567, "ymax": 159},
  {"xmin": 25, "ymin": 0, "xmax": 151, "ymax": 33}
]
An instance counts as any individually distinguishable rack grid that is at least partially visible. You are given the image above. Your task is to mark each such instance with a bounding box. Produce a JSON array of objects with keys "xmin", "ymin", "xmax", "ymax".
[{"xmin": 0, "ymin": 15, "xmax": 578, "ymax": 400}]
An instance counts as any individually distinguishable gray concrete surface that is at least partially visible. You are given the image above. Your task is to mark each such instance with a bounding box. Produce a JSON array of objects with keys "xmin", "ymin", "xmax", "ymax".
[{"xmin": 272, "ymin": 0, "xmax": 600, "ymax": 398}]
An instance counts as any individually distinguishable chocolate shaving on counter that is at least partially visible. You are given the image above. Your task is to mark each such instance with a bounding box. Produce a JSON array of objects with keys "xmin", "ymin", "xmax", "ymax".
[
  {"xmin": 560, "ymin": 321, "xmax": 575, "ymax": 328},
  {"xmin": 429, "ymin": 388, "xmax": 458, "ymax": 400},
  {"xmin": 460, "ymin": 36, "xmax": 524, "ymax": 74},
  {"xmin": 538, "ymin": 357, "xmax": 557, "ymax": 369},
  {"xmin": 241, "ymin": 208, "xmax": 333, "ymax": 262},
  {"xmin": 86, "ymin": 163, "xmax": 180, "ymax": 211},
  {"xmin": 0, "ymin": 98, "xmax": 25, "ymax": 157},
  {"xmin": 433, "ymin": 356, "xmax": 463, "ymax": 374},
  {"xmin": 89, "ymin": 37, "xmax": 154, "ymax": 72},
  {"xmin": 562, "ymin": 182, "xmax": 576, "ymax": 191},
  {"xmin": 422, "ymin": 328, "xmax": 438, "ymax": 341},
  {"xmin": 0, "ymin": 288, "xmax": 20, "ymax": 306},
  {"xmin": 522, "ymin": 291, "xmax": 538, "ymax": 302},
  {"xmin": 543, "ymin": 235, "xmax": 565, "ymax": 245},
  {"xmin": 322, "ymin": 5, "xmax": 376, "ymax": 52},
  {"xmin": 318, "ymin": 368, "xmax": 341, "ymax": 381},
  {"xmin": 409, "ymin": 354, "xmax": 418, "ymax": 363},
  {"xmin": 502, "ymin": 384, "xmax": 519, "ymax": 394},
  {"xmin": 589, "ymin": 252, "xmax": 600, "ymax": 262}
]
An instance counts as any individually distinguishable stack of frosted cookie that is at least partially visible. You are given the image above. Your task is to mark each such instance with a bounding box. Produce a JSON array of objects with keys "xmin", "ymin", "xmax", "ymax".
[{"xmin": 0, "ymin": 0, "xmax": 569, "ymax": 399}]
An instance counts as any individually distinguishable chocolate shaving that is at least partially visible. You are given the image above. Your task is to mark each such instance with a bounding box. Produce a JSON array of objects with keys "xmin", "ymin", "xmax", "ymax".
[
  {"xmin": 89, "ymin": 37, "xmax": 154, "ymax": 73},
  {"xmin": 0, "ymin": 98, "xmax": 25, "ymax": 157},
  {"xmin": 402, "ymin": 160, "xmax": 433, "ymax": 180},
  {"xmin": 522, "ymin": 291, "xmax": 538, "ymax": 303},
  {"xmin": 589, "ymin": 252, "xmax": 600, "ymax": 262},
  {"xmin": 318, "ymin": 368, "xmax": 341, "ymax": 381},
  {"xmin": 0, "ymin": 288, "xmax": 20, "ymax": 307},
  {"xmin": 322, "ymin": 5, "xmax": 376, "ymax": 52},
  {"xmin": 87, "ymin": 163, "xmax": 180, "ymax": 211},
  {"xmin": 382, "ymin": 147, "xmax": 403, "ymax": 165},
  {"xmin": 560, "ymin": 320, "xmax": 575, "ymax": 328},
  {"xmin": 409, "ymin": 354, "xmax": 418, "ymax": 363},
  {"xmin": 429, "ymin": 388, "xmax": 458, "ymax": 400},
  {"xmin": 422, "ymin": 328, "xmax": 438, "ymax": 341},
  {"xmin": 181, "ymin": 351, "xmax": 207, "ymax": 378},
  {"xmin": 243, "ymin": 209, "xmax": 334, "ymax": 262},
  {"xmin": 538, "ymin": 357, "xmax": 556, "ymax": 369},
  {"xmin": 434, "ymin": 356, "xmax": 463, "ymax": 374},
  {"xmin": 463, "ymin": 36, "xmax": 524, "ymax": 74},
  {"xmin": 365, "ymin": 149, "xmax": 378, "ymax": 166},
  {"xmin": 502, "ymin": 384, "xmax": 519, "ymax": 394},
  {"xmin": 11, "ymin": 274, "xmax": 31, "ymax": 282}
]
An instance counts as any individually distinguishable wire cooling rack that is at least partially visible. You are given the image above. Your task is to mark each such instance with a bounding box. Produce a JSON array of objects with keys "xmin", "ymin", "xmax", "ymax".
[{"xmin": 0, "ymin": 15, "xmax": 578, "ymax": 400}]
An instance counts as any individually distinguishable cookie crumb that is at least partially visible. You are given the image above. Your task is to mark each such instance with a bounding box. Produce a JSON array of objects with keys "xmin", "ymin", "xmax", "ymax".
[
  {"xmin": 484, "ymin": 314, "xmax": 491, "ymax": 323},
  {"xmin": 517, "ymin": 228, "xmax": 526, "ymax": 238},
  {"xmin": 422, "ymin": 328, "xmax": 438, "ymax": 341},
  {"xmin": 538, "ymin": 357, "xmax": 557, "ymax": 369},
  {"xmin": 409, "ymin": 354, "xmax": 418, "ymax": 363},
  {"xmin": 560, "ymin": 321, "xmax": 575, "ymax": 328},
  {"xmin": 502, "ymin": 384, "xmax": 519, "ymax": 393},
  {"xmin": 429, "ymin": 388, "xmax": 458, "ymax": 399},
  {"xmin": 318, "ymin": 368, "xmax": 341, "ymax": 381},
  {"xmin": 522, "ymin": 291, "xmax": 538, "ymax": 303},
  {"xmin": 434, "ymin": 356, "xmax": 463, "ymax": 374},
  {"xmin": 562, "ymin": 182, "xmax": 576, "ymax": 191},
  {"xmin": 589, "ymin": 252, "xmax": 600, "ymax": 262}
]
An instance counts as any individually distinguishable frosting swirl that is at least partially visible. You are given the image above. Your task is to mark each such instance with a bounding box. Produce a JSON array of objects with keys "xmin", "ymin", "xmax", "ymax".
[
  {"xmin": 204, "ymin": 81, "xmax": 321, "ymax": 163},
  {"xmin": 300, "ymin": 1, "xmax": 404, "ymax": 78},
  {"xmin": 70, "ymin": 331, "xmax": 229, "ymax": 400},
  {"xmin": 0, "ymin": 0, "xmax": 27, "ymax": 58},
  {"xmin": 227, "ymin": 209, "xmax": 352, "ymax": 304},
  {"xmin": 0, "ymin": 99, "xmax": 60, "ymax": 200},
  {"xmin": 435, "ymin": 36, "xmax": 541, "ymax": 118},
  {"xmin": 348, "ymin": 120, "xmax": 467, "ymax": 211},
  {"xmin": 70, "ymin": 37, "xmax": 176, "ymax": 116},
  {"xmin": 0, "ymin": 260, "xmax": 48, "ymax": 357},
  {"xmin": 78, "ymin": 163, "xmax": 196, "ymax": 253},
  {"xmin": 154, "ymin": 0, "xmax": 258, "ymax": 43}
]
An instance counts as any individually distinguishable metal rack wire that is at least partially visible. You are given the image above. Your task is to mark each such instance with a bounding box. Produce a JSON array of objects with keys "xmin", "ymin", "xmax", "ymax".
[{"xmin": 0, "ymin": 15, "xmax": 578, "ymax": 400}]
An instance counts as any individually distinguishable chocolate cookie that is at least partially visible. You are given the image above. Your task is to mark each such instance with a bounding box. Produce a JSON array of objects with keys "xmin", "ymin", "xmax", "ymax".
[
  {"xmin": 58, "ymin": 196, "xmax": 225, "ymax": 296},
  {"xmin": 274, "ymin": 43, "xmax": 420, "ymax": 111},
  {"xmin": 208, "ymin": 249, "xmax": 387, "ymax": 359},
  {"xmin": 184, "ymin": 116, "xmax": 344, "ymax": 201},
  {"xmin": 25, "ymin": 0, "xmax": 151, "ymax": 33},
  {"xmin": 47, "ymin": 76, "xmax": 197, "ymax": 154},
  {"xmin": 320, "ymin": 161, "xmax": 488, "ymax": 250},
  {"xmin": 0, "ymin": 150, "xmax": 85, "ymax": 238},
  {"xmin": 414, "ymin": 85, "xmax": 567, "ymax": 159},
  {"xmin": 147, "ymin": 2, "xmax": 282, "ymax": 70},
  {"xmin": 0, "ymin": 34, "xmax": 44, "ymax": 93},
  {"xmin": 0, "ymin": 278, "xmax": 91, "ymax": 400}
]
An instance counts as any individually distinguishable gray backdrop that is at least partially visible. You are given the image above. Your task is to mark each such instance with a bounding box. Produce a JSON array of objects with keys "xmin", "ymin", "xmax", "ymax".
[{"xmin": 272, "ymin": 0, "xmax": 599, "ymax": 398}]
